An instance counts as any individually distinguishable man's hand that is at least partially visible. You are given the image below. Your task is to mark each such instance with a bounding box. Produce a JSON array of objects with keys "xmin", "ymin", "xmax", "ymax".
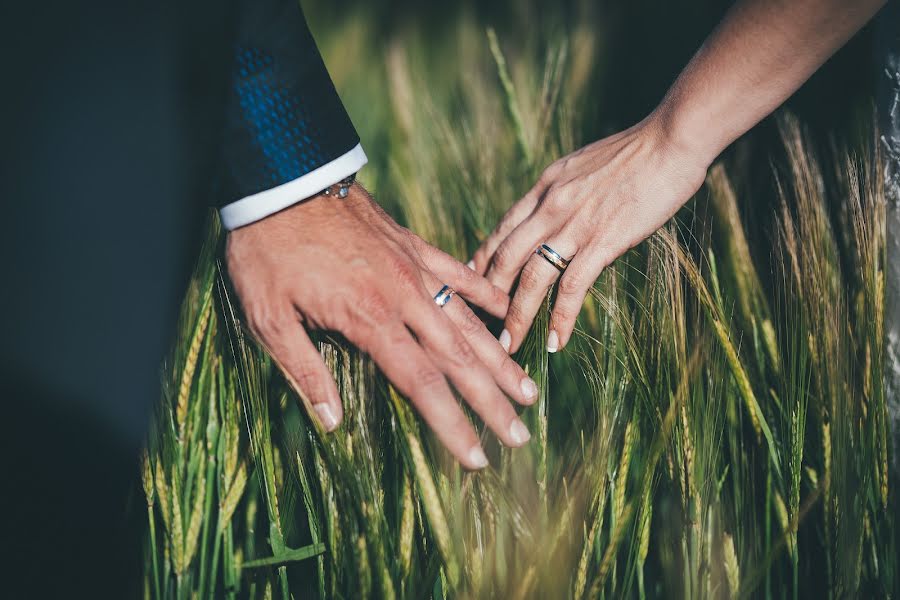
[{"xmin": 226, "ymin": 184, "xmax": 538, "ymax": 469}]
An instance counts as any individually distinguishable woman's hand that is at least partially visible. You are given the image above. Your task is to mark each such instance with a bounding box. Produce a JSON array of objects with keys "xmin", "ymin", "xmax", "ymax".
[
  {"xmin": 227, "ymin": 184, "xmax": 538, "ymax": 469},
  {"xmin": 470, "ymin": 0, "xmax": 888, "ymax": 356},
  {"xmin": 471, "ymin": 116, "xmax": 709, "ymax": 354}
]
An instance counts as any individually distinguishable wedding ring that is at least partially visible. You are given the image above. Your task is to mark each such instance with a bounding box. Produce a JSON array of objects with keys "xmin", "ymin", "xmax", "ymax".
[
  {"xmin": 434, "ymin": 284, "xmax": 456, "ymax": 307},
  {"xmin": 535, "ymin": 244, "xmax": 570, "ymax": 271}
]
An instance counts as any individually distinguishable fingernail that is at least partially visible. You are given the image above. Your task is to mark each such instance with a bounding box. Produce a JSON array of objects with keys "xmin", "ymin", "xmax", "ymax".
[
  {"xmin": 499, "ymin": 329, "xmax": 511, "ymax": 353},
  {"xmin": 508, "ymin": 418, "xmax": 531, "ymax": 446},
  {"xmin": 547, "ymin": 330, "xmax": 559, "ymax": 353},
  {"xmin": 313, "ymin": 403, "xmax": 339, "ymax": 432},
  {"xmin": 520, "ymin": 377, "xmax": 538, "ymax": 403},
  {"xmin": 468, "ymin": 445, "xmax": 489, "ymax": 469},
  {"xmin": 466, "ymin": 260, "xmax": 476, "ymax": 270}
]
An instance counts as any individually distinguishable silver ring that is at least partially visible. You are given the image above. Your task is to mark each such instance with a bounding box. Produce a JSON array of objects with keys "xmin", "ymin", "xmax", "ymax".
[
  {"xmin": 434, "ymin": 284, "xmax": 456, "ymax": 307},
  {"xmin": 535, "ymin": 244, "xmax": 570, "ymax": 271}
]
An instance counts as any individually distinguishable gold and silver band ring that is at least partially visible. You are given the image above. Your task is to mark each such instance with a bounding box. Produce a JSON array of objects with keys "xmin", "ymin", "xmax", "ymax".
[
  {"xmin": 535, "ymin": 244, "xmax": 570, "ymax": 271},
  {"xmin": 434, "ymin": 284, "xmax": 457, "ymax": 307}
]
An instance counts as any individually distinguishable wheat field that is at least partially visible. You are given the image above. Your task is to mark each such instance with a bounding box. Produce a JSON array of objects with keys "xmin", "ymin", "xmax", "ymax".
[{"xmin": 141, "ymin": 5, "xmax": 897, "ymax": 598}]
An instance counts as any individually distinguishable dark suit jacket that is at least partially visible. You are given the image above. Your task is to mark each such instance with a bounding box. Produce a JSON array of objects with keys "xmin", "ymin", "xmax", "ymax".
[
  {"xmin": 0, "ymin": 0, "xmax": 356, "ymax": 594},
  {"xmin": 221, "ymin": 0, "xmax": 360, "ymax": 208}
]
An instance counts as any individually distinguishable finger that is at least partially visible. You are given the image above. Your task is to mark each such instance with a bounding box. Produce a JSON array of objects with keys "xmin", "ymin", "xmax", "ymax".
[
  {"xmin": 441, "ymin": 288, "xmax": 539, "ymax": 406},
  {"xmin": 547, "ymin": 249, "xmax": 610, "ymax": 353},
  {"xmin": 411, "ymin": 241, "xmax": 537, "ymax": 404},
  {"xmin": 405, "ymin": 279, "xmax": 532, "ymax": 449},
  {"xmin": 348, "ymin": 318, "xmax": 490, "ymax": 470},
  {"xmin": 411, "ymin": 238, "xmax": 509, "ymax": 318},
  {"xmin": 249, "ymin": 308, "xmax": 343, "ymax": 432},
  {"xmin": 503, "ymin": 237, "xmax": 577, "ymax": 354},
  {"xmin": 470, "ymin": 178, "xmax": 546, "ymax": 274},
  {"xmin": 485, "ymin": 207, "xmax": 566, "ymax": 294}
]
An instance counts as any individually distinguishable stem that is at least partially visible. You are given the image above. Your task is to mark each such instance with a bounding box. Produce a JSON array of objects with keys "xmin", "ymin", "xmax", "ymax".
[
  {"xmin": 765, "ymin": 472, "xmax": 772, "ymax": 600},
  {"xmin": 224, "ymin": 523, "xmax": 236, "ymax": 600},
  {"xmin": 278, "ymin": 566, "xmax": 290, "ymax": 600},
  {"xmin": 486, "ymin": 27, "xmax": 532, "ymax": 167},
  {"xmin": 148, "ymin": 505, "xmax": 162, "ymax": 600},
  {"xmin": 637, "ymin": 561, "xmax": 646, "ymax": 600},
  {"xmin": 208, "ymin": 526, "xmax": 222, "ymax": 600},
  {"xmin": 689, "ymin": 518, "xmax": 699, "ymax": 599},
  {"xmin": 792, "ymin": 543, "xmax": 799, "ymax": 600},
  {"xmin": 197, "ymin": 457, "xmax": 216, "ymax": 598}
]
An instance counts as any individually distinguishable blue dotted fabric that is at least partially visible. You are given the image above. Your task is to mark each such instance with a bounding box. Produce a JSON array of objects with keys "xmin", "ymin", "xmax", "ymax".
[
  {"xmin": 218, "ymin": 0, "xmax": 359, "ymax": 207},
  {"xmin": 235, "ymin": 46, "xmax": 325, "ymax": 188}
]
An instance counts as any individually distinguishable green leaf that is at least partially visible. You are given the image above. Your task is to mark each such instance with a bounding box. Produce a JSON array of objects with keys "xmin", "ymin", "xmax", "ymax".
[{"xmin": 242, "ymin": 543, "xmax": 327, "ymax": 569}]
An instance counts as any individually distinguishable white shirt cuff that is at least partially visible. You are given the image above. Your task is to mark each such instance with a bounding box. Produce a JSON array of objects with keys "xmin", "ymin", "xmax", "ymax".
[{"xmin": 219, "ymin": 143, "xmax": 368, "ymax": 230}]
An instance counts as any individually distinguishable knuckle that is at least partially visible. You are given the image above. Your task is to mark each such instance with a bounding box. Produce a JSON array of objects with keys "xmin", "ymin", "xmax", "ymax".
[
  {"xmin": 542, "ymin": 188, "xmax": 567, "ymax": 217},
  {"xmin": 471, "ymin": 247, "xmax": 489, "ymax": 270},
  {"xmin": 497, "ymin": 212, "xmax": 513, "ymax": 230},
  {"xmin": 505, "ymin": 300, "xmax": 527, "ymax": 328},
  {"xmin": 518, "ymin": 264, "xmax": 543, "ymax": 293},
  {"xmin": 498, "ymin": 208, "xmax": 521, "ymax": 231},
  {"xmin": 456, "ymin": 259, "xmax": 477, "ymax": 285},
  {"xmin": 316, "ymin": 295, "xmax": 352, "ymax": 330},
  {"xmin": 346, "ymin": 321, "xmax": 389, "ymax": 356},
  {"xmin": 349, "ymin": 332, "xmax": 374, "ymax": 355},
  {"xmin": 248, "ymin": 306, "xmax": 288, "ymax": 340},
  {"xmin": 453, "ymin": 338, "xmax": 478, "ymax": 367},
  {"xmin": 551, "ymin": 303, "xmax": 579, "ymax": 327},
  {"xmin": 360, "ymin": 293, "xmax": 394, "ymax": 328},
  {"xmin": 292, "ymin": 361, "xmax": 325, "ymax": 389},
  {"xmin": 378, "ymin": 326, "xmax": 409, "ymax": 353},
  {"xmin": 413, "ymin": 367, "xmax": 445, "ymax": 394},
  {"xmin": 491, "ymin": 285, "xmax": 510, "ymax": 310},
  {"xmin": 394, "ymin": 224, "xmax": 413, "ymax": 239},
  {"xmin": 459, "ymin": 307, "xmax": 485, "ymax": 336},
  {"xmin": 543, "ymin": 163, "xmax": 561, "ymax": 180},
  {"xmin": 387, "ymin": 255, "xmax": 420, "ymax": 289},
  {"xmin": 558, "ymin": 272, "xmax": 584, "ymax": 297},
  {"xmin": 491, "ymin": 242, "xmax": 514, "ymax": 271}
]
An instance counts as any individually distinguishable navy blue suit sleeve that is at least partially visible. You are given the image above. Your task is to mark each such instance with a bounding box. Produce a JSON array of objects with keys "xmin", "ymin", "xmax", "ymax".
[{"xmin": 217, "ymin": 0, "xmax": 360, "ymax": 208}]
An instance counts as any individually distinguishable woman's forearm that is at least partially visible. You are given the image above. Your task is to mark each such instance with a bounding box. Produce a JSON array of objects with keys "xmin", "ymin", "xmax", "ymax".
[{"xmin": 653, "ymin": 0, "xmax": 886, "ymax": 165}]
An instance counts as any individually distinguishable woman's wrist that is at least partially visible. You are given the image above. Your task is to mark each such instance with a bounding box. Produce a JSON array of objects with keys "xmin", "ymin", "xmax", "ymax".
[
  {"xmin": 645, "ymin": 96, "xmax": 723, "ymax": 173},
  {"xmin": 632, "ymin": 108, "xmax": 715, "ymax": 202}
]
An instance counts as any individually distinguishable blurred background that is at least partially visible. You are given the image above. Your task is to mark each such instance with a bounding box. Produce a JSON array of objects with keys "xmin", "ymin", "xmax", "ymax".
[{"xmin": 307, "ymin": 0, "xmax": 879, "ymax": 188}]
